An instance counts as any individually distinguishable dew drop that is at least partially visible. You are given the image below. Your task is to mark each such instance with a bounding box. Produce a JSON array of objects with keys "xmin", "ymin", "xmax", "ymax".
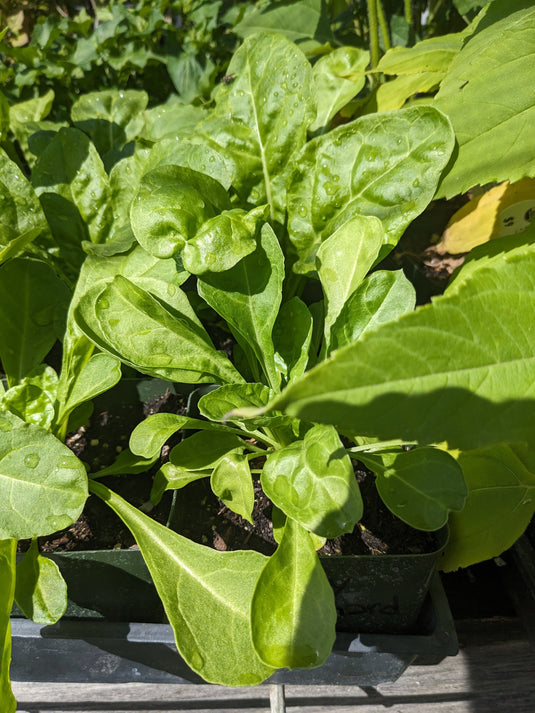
[
  {"xmin": 97, "ymin": 297, "xmax": 110, "ymax": 309},
  {"xmin": 412, "ymin": 178, "xmax": 420, "ymax": 187},
  {"xmin": 24, "ymin": 453, "xmax": 40, "ymax": 469},
  {"xmin": 297, "ymin": 205, "xmax": 307, "ymax": 217},
  {"xmin": 205, "ymin": 252, "xmax": 216, "ymax": 265},
  {"xmin": 190, "ymin": 650, "xmax": 205, "ymax": 670},
  {"xmin": 167, "ymin": 284, "xmax": 177, "ymax": 297}
]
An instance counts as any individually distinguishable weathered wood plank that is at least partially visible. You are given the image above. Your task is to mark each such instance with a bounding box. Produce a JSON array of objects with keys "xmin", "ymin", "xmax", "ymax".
[{"xmin": 12, "ymin": 618, "xmax": 535, "ymax": 713}]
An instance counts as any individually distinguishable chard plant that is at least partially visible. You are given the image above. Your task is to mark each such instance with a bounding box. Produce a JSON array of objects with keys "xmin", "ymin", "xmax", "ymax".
[{"xmin": 1, "ymin": 0, "xmax": 534, "ymax": 705}]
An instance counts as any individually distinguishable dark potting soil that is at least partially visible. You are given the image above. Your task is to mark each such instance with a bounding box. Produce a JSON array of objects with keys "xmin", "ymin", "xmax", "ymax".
[{"xmin": 20, "ymin": 383, "xmax": 440, "ymax": 559}]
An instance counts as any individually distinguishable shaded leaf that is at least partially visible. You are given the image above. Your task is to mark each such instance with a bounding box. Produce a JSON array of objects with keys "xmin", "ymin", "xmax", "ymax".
[
  {"xmin": 441, "ymin": 444, "xmax": 535, "ymax": 571},
  {"xmin": 359, "ymin": 447, "xmax": 467, "ymax": 531},
  {"xmin": 251, "ymin": 517, "xmax": 336, "ymax": 669},
  {"xmin": 14, "ymin": 539, "xmax": 67, "ymax": 624},
  {"xmin": 211, "ymin": 452, "xmax": 255, "ymax": 524}
]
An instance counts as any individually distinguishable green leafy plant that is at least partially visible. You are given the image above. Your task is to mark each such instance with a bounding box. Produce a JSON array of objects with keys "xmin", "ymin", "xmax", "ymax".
[{"xmin": 1, "ymin": 0, "xmax": 534, "ymax": 706}]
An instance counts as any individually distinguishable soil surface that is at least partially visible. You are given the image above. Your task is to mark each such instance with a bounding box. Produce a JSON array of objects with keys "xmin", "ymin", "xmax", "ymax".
[{"xmin": 19, "ymin": 381, "xmax": 440, "ymax": 559}]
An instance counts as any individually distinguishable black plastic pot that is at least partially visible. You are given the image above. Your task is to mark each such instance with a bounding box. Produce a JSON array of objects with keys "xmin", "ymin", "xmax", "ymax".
[{"xmin": 10, "ymin": 547, "xmax": 457, "ymax": 686}]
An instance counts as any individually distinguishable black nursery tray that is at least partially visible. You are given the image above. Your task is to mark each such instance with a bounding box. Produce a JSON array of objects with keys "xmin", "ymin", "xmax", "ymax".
[{"xmin": 11, "ymin": 573, "xmax": 457, "ymax": 687}]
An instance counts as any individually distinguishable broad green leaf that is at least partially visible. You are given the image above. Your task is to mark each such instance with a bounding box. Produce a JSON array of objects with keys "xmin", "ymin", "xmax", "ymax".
[
  {"xmin": 89, "ymin": 480, "xmax": 274, "ymax": 686},
  {"xmin": 0, "ymin": 415, "xmax": 87, "ymax": 539},
  {"xmin": 167, "ymin": 431, "xmax": 245, "ymax": 472},
  {"xmin": 273, "ymin": 297, "xmax": 313, "ymax": 385},
  {"xmin": 146, "ymin": 137, "xmax": 231, "ymax": 190},
  {"xmin": 58, "ymin": 243, "xmax": 190, "ymax": 424},
  {"xmin": 0, "ymin": 539, "xmax": 16, "ymax": 713},
  {"xmin": 359, "ymin": 447, "xmax": 467, "ymax": 531},
  {"xmin": 251, "ymin": 517, "xmax": 336, "ymax": 670},
  {"xmin": 56, "ymin": 352, "xmax": 121, "ymax": 430},
  {"xmin": 199, "ymin": 383, "xmax": 271, "ymax": 422},
  {"xmin": 311, "ymin": 46, "xmax": 369, "ymax": 133},
  {"xmin": 108, "ymin": 145, "xmax": 152, "ymax": 232},
  {"xmin": 287, "ymin": 105, "xmax": 454, "ymax": 273},
  {"xmin": 234, "ymin": 0, "xmax": 334, "ymax": 54},
  {"xmin": 151, "ymin": 465, "xmax": 210, "ymax": 505},
  {"xmin": 193, "ymin": 32, "xmax": 316, "ymax": 221},
  {"xmin": 130, "ymin": 412, "xmax": 236, "ymax": 460},
  {"xmin": 377, "ymin": 33, "xmax": 463, "ymax": 76},
  {"xmin": 0, "ymin": 148, "xmax": 49, "ymax": 252},
  {"xmin": 317, "ymin": 215, "xmax": 384, "ymax": 351},
  {"xmin": 1, "ymin": 365, "xmax": 58, "ymax": 429},
  {"xmin": 376, "ymin": 72, "xmax": 444, "ymax": 112},
  {"xmin": 32, "ymin": 127, "xmax": 114, "ymax": 247},
  {"xmin": 269, "ymin": 242, "xmax": 535, "ymax": 451},
  {"xmin": 130, "ymin": 164, "xmax": 230, "ymax": 259},
  {"xmin": 198, "ymin": 224, "xmax": 284, "ymax": 390},
  {"xmin": 182, "ymin": 206, "xmax": 268, "ymax": 275},
  {"xmin": 14, "ymin": 540, "xmax": 67, "ymax": 624},
  {"xmin": 0, "ymin": 258, "xmax": 70, "ymax": 385},
  {"xmin": 261, "ymin": 424, "xmax": 362, "ymax": 538},
  {"xmin": 330, "ymin": 269, "xmax": 416, "ymax": 352},
  {"xmin": 211, "ymin": 452, "xmax": 255, "ymax": 524},
  {"xmin": 141, "ymin": 100, "xmax": 206, "ymax": 142},
  {"xmin": 441, "ymin": 444, "xmax": 535, "ymax": 571},
  {"xmin": 198, "ymin": 383, "xmax": 293, "ymax": 434},
  {"xmin": 435, "ymin": 0, "xmax": 535, "ymax": 198},
  {"xmin": 74, "ymin": 275, "xmax": 243, "ymax": 385},
  {"xmin": 71, "ymin": 89, "xmax": 148, "ymax": 156}
]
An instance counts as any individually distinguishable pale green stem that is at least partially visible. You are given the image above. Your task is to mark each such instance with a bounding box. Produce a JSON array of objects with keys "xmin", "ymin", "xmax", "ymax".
[
  {"xmin": 377, "ymin": 0, "xmax": 391, "ymax": 51},
  {"xmin": 404, "ymin": 0, "xmax": 413, "ymax": 26},
  {"xmin": 366, "ymin": 0, "xmax": 380, "ymax": 69}
]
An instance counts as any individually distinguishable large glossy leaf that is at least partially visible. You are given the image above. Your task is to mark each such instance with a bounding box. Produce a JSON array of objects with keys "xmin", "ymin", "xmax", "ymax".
[
  {"xmin": 441, "ymin": 444, "xmax": 535, "ymax": 571},
  {"xmin": 57, "ymin": 244, "xmax": 190, "ymax": 428},
  {"xmin": 130, "ymin": 164, "xmax": 230, "ymax": 260},
  {"xmin": 330, "ymin": 269, "xmax": 416, "ymax": 352},
  {"xmin": 14, "ymin": 539, "xmax": 67, "ymax": 624},
  {"xmin": 32, "ymin": 127, "xmax": 114, "ymax": 247},
  {"xmin": 71, "ymin": 89, "xmax": 148, "ymax": 156},
  {"xmin": 89, "ymin": 480, "xmax": 274, "ymax": 686},
  {"xmin": 316, "ymin": 215, "xmax": 384, "ymax": 352},
  {"xmin": 0, "ymin": 414, "xmax": 87, "ymax": 539},
  {"xmin": 287, "ymin": 105, "xmax": 454, "ymax": 273},
  {"xmin": 310, "ymin": 46, "xmax": 369, "ymax": 133},
  {"xmin": 251, "ymin": 517, "xmax": 336, "ymax": 669},
  {"xmin": 261, "ymin": 424, "xmax": 362, "ymax": 538},
  {"xmin": 193, "ymin": 32, "xmax": 316, "ymax": 220},
  {"xmin": 74, "ymin": 275, "xmax": 243, "ymax": 385},
  {"xmin": 359, "ymin": 447, "xmax": 467, "ymax": 531},
  {"xmin": 146, "ymin": 137, "xmax": 231, "ymax": 190},
  {"xmin": 0, "ymin": 148, "xmax": 49, "ymax": 256},
  {"xmin": 435, "ymin": 0, "xmax": 535, "ymax": 198},
  {"xmin": 268, "ymin": 242, "xmax": 535, "ymax": 451},
  {"xmin": 0, "ymin": 539, "xmax": 16, "ymax": 713},
  {"xmin": 0, "ymin": 258, "xmax": 70, "ymax": 385},
  {"xmin": 198, "ymin": 224, "xmax": 284, "ymax": 390}
]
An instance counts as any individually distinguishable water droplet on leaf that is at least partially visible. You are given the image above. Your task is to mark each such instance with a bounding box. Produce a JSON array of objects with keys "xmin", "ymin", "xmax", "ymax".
[{"xmin": 24, "ymin": 453, "xmax": 40, "ymax": 469}]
